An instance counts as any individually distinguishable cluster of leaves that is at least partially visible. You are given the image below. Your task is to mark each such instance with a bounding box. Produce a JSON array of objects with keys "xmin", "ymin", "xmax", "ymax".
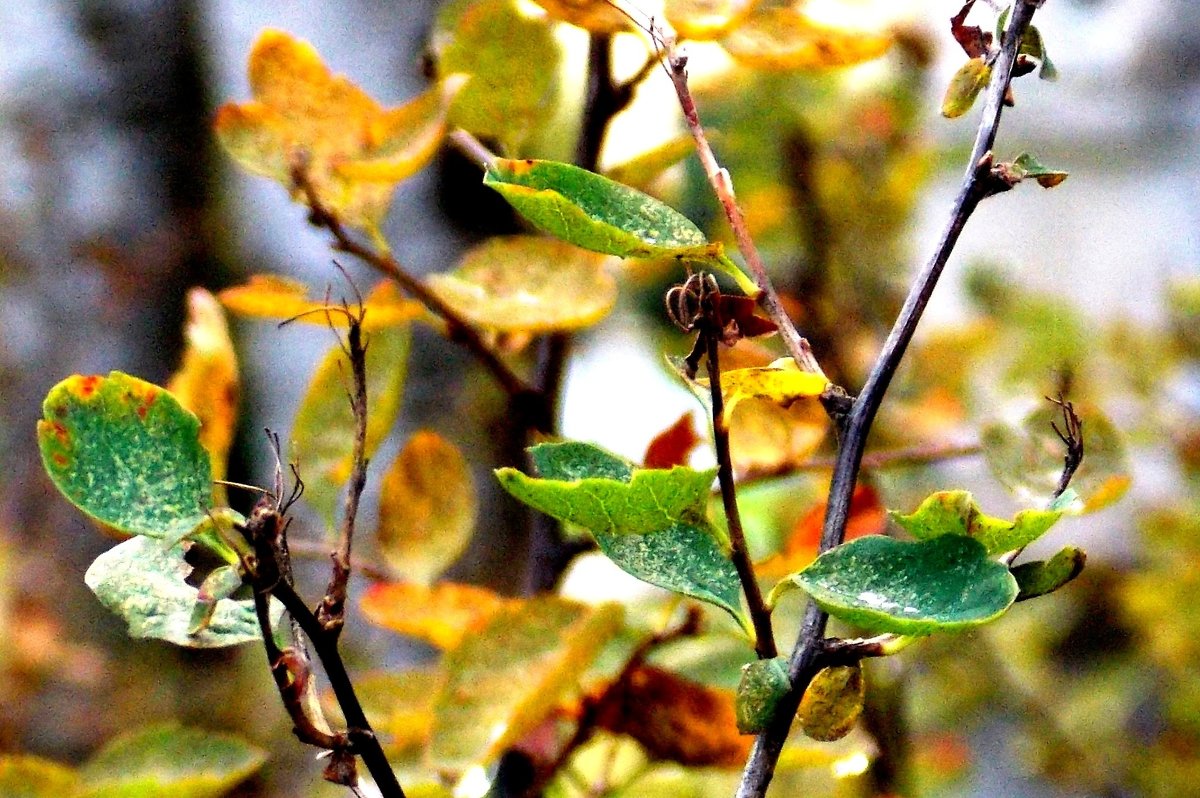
[{"xmin": 23, "ymin": 2, "xmax": 1147, "ymax": 797}]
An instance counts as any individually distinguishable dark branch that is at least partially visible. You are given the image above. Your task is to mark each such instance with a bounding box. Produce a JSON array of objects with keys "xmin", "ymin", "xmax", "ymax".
[
  {"xmin": 704, "ymin": 321, "xmax": 776, "ymax": 659},
  {"xmin": 735, "ymin": 3, "xmax": 1043, "ymax": 795}
]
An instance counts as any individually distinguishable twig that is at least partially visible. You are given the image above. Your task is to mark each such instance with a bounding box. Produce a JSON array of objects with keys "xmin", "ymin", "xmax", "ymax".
[
  {"xmin": 316, "ymin": 308, "xmax": 369, "ymax": 635},
  {"xmin": 240, "ymin": 498, "xmax": 406, "ymax": 798},
  {"xmin": 705, "ymin": 323, "xmax": 776, "ymax": 659},
  {"xmin": 735, "ymin": 4, "xmax": 1042, "ymax": 796},
  {"xmin": 1048, "ymin": 392, "xmax": 1084, "ymax": 501},
  {"xmin": 291, "ymin": 164, "xmax": 532, "ymax": 401},
  {"xmin": 653, "ymin": 29, "xmax": 822, "ymax": 376},
  {"xmin": 288, "ymin": 538, "xmax": 396, "ymax": 583},
  {"xmin": 738, "ymin": 439, "xmax": 982, "ymax": 485},
  {"xmin": 447, "ymin": 128, "xmax": 497, "ymax": 170}
]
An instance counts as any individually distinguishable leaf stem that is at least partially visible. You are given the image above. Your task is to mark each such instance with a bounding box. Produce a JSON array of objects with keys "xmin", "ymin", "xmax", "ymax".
[
  {"xmin": 734, "ymin": 4, "xmax": 1042, "ymax": 795},
  {"xmin": 705, "ymin": 329, "xmax": 776, "ymax": 659},
  {"xmin": 657, "ymin": 34, "xmax": 822, "ymax": 376},
  {"xmin": 292, "ymin": 164, "xmax": 532, "ymax": 400}
]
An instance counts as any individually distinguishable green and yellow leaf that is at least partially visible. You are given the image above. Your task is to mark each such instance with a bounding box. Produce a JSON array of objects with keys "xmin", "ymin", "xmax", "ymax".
[
  {"xmin": 427, "ymin": 236, "xmax": 618, "ymax": 333},
  {"xmin": 889, "ymin": 489, "xmax": 1065, "ymax": 555},
  {"xmin": 38, "ymin": 373, "xmax": 212, "ymax": 540}
]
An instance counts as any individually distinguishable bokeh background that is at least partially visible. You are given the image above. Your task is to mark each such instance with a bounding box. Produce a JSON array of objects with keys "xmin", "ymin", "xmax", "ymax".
[{"xmin": 1, "ymin": 1, "xmax": 1198, "ymax": 796}]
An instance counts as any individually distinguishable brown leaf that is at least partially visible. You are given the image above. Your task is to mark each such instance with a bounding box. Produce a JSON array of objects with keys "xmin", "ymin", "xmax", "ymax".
[
  {"xmin": 644, "ymin": 412, "xmax": 702, "ymax": 469},
  {"xmin": 593, "ymin": 665, "xmax": 751, "ymax": 768},
  {"xmin": 950, "ymin": 1, "xmax": 991, "ymax": 58}
]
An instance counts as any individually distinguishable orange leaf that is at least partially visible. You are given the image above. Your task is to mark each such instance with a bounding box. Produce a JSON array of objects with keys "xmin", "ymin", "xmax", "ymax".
[
  {"xmin": 359, "ymin": 581, "xmax": 508, "ymax": 649},
  {"xmin": 643, "ymin": 412, "xmax": 702, "ymax": 469},
  {"xmin": 593, "ymin": 665, "xmax": 751, "ymax": 767},
  {"xmin": 167, "ymin": 289, "xmax": 239, "ymax": 501},
  {"xmin": 377, "ymin": 431, "xmax": 477, "ymax": 584},
  {"xmin": 756, "ymin": 484, "xmax": 885, "ymax": 579},
  {"xmin": 219, "ymin": 275, "xmax": 425, "ymax": 329},
  {"xmin": 526, "ymin": 0, "xmax": 630, "ymax": 33},
  {"xmin": 214, "ymin": 29, "xmax": 465, "ymax": 234}
]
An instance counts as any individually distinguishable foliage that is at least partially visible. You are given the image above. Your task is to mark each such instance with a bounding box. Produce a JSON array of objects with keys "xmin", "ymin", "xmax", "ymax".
[{"xmin": 25, "ymin": 3, "xmax": 1182, "ymax": 798}]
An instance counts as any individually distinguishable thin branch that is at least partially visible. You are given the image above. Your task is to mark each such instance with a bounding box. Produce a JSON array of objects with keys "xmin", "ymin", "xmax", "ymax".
[
  {"xmin": 654, "ymin": 32, "xmax": 822, "ymax": 376},
  {"xmin": 289, "ymin": 538, "xmax": 396, "ymax": 583},
  {"xmin": 735, "ymin": 4, "xmax": 1042, "ymax": 796},
  {"xmin": 316, "ymin": 309, "xmax": 369, "ymax": 635},
  {"xmin": 738, "ymin": 439, "xmax": 982, "ymax": 486},
  {"xmin": 447, "ymin": 127, "xmax": 498, "ymax": 170},
  {"xmin": 240, "ymin": 500, "xmax": 406, "ymax": 798},
  {"xmin": 705, "ymin": 327, "xmax": 776, "ymax": 659},
  {"xmin": 291, "ymin": 164, "xmax": 532, "ymax": 400}
]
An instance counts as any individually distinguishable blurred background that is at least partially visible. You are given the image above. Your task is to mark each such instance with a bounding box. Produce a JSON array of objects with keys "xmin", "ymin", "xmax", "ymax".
[{"xmin": 1, "ymin": 1, "xmax": 1197, "ymax": 796}]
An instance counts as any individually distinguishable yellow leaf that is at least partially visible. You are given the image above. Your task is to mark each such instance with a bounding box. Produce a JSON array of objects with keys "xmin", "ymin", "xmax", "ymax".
[
  {"xmin": 214, "ymin": 29, "xmax": 465, "ymax": 233},
  {"xmin": 798, "ymin": 664, "xmax": 865, "ymax": 742},
  {"xmin": 167, "ymin": 289, "xmax": 239, "ymax": 503},
  {"xmin": 359, "ymin": 581, "xmax": 509, "ymax": 650},
  {"xmin": 666, "ymin": 0, "xmax": 759, "ymax": 41},
  {"xmin": 730, "ymin": 398, "xmax": 828, "ymax": 477},
  {"xmin": 377, "ymin": 431, "xmax": 477, "ymax": 584},
  {"xmin": 706, "ymin": 357, "xmax": 828, "ymax": 423},
  {"xmin": 219, "ymin": 275, "xmax": 425, "ymax": 329},
  {"xmin": 431, "ymin": 0, "xmax": 560, "ymax": 151},
  {"xmin": 527, "ymin": 0, "xmax": 630, "ymax": 33},
  {"xmin": 720, "ymin": 6, "xmax": 892, "ymax": 71},
  {"xmin": 427, "ymin": 236, "xmax": 618, "ymax": 333},
  {"xmin": 941, "ymin": 57, "xmax": 992, "ymax": 119}
]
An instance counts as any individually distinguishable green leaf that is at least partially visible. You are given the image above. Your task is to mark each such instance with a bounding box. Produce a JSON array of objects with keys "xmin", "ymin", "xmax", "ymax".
[
  {"xmin": 38, "ymin": 372, "xmax": 212, "ymax": 539},
  {"xmin": 431, "ymin": 0, "xmax": 560, "ymax": 151},
  {"xmin": 483, "ymin": 158, "xmax": 758, "ymax": 295},
  {"xmin": 85, "ymin": 537, "xmax": 277, "ymax": 648},
  {"xmin": 0, "ymin": 755, "xmax": 80, "ymax": 798},
  {"xmin": 428, "ymin": 597, "xmax": 623, "ymax": 773},
  {"xmin": 1020, "ymin": 24, "xmax": 1058, "ymax": 80},
  {"xmin": 78, "ymin": 724, "xmax": 266, "ymax": 798},
  {"xmin": 1013, "ymin": 546, "xmax": 1086, "ymax": 600},
  {"xmin": 981, "ymin": 401, "xmax": 1130, "ymax": 513},
  {"xmin": 292, "ymin": 324, "xmax": 410, "ymax": 526},
  {"xmin": 889, "ymin": 490, "xmax": 1064, "ymax": 555},
  {"xmin": 1010, "ymin": 152, "xmax": 1068, "ymax": 188},
  {"xmin": 497, "ymin": 442, "xmax": 748, "ymax": 629},
  {"xmin": 941, "ymin": 57, "xmax": 991, "ymax": 119},
  {"xmin": 772, "ymin": 535, "xmax": 1018, "ymax": 636},
  {"xmin": 798, "ymin": 664, "xmax": 865, "ymax": 742},
  {"xmin": 426, "ymin": 235, "xmax": 618, "ymax": 333},
  {"xmin": 736, "ymin": 656, "xmax": 791, "ymax": 734}
]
